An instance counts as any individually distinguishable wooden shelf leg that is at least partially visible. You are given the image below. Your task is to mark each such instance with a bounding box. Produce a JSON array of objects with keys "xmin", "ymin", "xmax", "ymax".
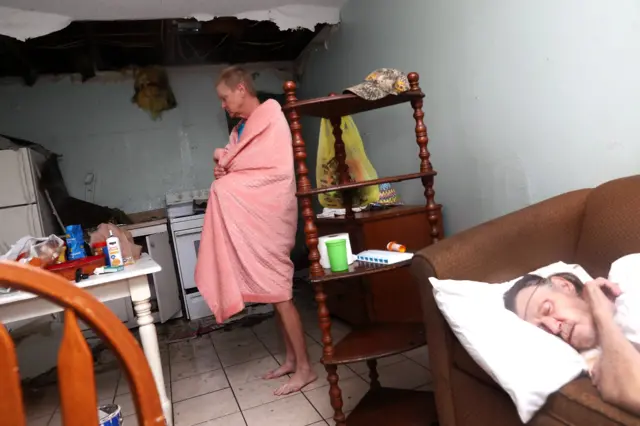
[
  {"xmin": 329, "ymin": 116, "xmax": 354, "ymax": 219},
  {"xmin": 408, "ymin": 72, "xmax": 442, "ymax": 242},
  {"xmin": 326, "ymin": 364, "xmax": 347, "ymax": 426},
  {"xmin": 367, "ymin": 359, "xmax": 381, "ymax": 390}
]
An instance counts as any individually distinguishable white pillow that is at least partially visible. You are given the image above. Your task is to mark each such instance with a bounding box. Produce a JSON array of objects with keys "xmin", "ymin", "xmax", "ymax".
[{"xmin": 431, "ymin": 262, "xmax": 592, "ymax": 423}]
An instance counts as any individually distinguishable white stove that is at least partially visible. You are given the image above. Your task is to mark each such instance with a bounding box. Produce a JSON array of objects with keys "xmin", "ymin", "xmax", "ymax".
[{"xmin": 166, "ymin": 189, "xmax": 273, "ymax": 321}]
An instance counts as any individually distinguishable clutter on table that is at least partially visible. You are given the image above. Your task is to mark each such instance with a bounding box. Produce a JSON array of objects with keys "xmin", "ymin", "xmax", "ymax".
[{"xmin": 0, "ymin": 222, "xmax": 143, "ymax": 289}]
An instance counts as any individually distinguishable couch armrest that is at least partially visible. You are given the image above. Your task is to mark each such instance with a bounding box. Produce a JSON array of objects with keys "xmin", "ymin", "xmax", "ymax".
[{"xmin": 411, "ymin": 188, "xmax": 591, "ymax": 426}]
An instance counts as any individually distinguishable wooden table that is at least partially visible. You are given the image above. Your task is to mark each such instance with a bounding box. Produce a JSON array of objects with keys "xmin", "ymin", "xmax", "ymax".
[{"xmin": 0, "ymin": 254, "xmax": 172, "ymax": 425}]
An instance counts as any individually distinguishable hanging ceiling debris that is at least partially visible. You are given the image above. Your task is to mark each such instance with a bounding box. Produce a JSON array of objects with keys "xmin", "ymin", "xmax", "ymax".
[
  {"xmin": 0, "ymin": 0, "xmax": 344, "ymax": 40},
  {"xmin": 0, "ymin": 18, "xmax": 328, "ymax": 85}
]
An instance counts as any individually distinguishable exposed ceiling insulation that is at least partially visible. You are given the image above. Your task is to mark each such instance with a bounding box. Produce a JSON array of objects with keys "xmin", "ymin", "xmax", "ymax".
[
  {"xmin": 0, "ymin": 18, "xmax": 329, "ymax": 84},
  {"xmin": 0, "ymin": 0, "xmax": 345, "ymax": 41}
]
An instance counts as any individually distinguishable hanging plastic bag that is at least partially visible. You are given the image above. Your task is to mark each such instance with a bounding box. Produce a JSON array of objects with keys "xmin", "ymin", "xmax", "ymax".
[{"xmin": 316, "ymin": 116, "xmax": 380, "ymax": 208}]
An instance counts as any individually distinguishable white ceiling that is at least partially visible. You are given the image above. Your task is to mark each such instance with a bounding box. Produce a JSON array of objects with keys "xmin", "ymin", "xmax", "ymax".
[{"xmin": 0, "ymin": 0, "xmax": 345, "ymax": 40}]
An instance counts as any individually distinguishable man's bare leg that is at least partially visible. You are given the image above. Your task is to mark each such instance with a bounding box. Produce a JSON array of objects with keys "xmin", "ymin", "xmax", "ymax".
[
  {"xmin": 272, "ymin": 299, "xmax": 317, "ymax": 395},
  {"xmin": 263, "ymin": 311, "xmax": 296, "ymax": 379}
]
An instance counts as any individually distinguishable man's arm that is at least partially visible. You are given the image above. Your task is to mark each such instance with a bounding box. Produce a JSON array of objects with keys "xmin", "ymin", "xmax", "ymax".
[{"xmin": 588, "ymin": 282, "xmax": 640, "ymax": 414}]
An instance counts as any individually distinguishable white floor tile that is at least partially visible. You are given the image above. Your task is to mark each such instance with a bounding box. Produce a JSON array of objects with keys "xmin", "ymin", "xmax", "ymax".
[
  {"xmin": 197, "ymin": 412, "xmax": 247, "ymax": 426},
  {"xmin": 232, "ymin": 375, "xmax": 299, "ymax": 410},
  {"xmin": 46, "ymin": 412, "xmax": 61, "ymax": 426},
  {"xmin": 272, "ymin": 342, "xmax": 323, "ymax": 365},
  {"xmin": 404, "ymin": 345, "xmax": 430, "ymax": 368},
  {"xmin": 372, "ymin": 359, "xmax": 432, "ymax": 390},
  {"xmin": 216, "ymin": 341, "xmax": 270, "ymax": 368},
  {"xmin": 114, "ymin": 393, "xmax": 136, "ymax": 417},
  {"xmin": 123, "ymin": 414, "xmax": 139, "ymax": 426},
  {"xmin": 224, "ymin": 356, "xmax": 280, "ymax": 387},
  {"xmin": 210, "ymin": 328, "xmax": 260, "ymax": 351},
  {"xmin": 173, "ymin": 388, "xmax": 239, "ymax": 426},
  {"xmin": 243, "ymin": 394, "xmax": 322, "ymax": 426},
  {"xmin": 169, "ymin": 337, "xmax": 214, "ymax": 363},
  {"xmin": 263, "ymin": 335, "xmax": 320, "ymax": 357},
  {"xmin": 116, "ymin": 373, "xmax": 131, "ymax": 396},
  {"xmin": 26, "ymin": 415, "xmax": 51, "ymax": 426},
  {"xmin": 95, "ymin": 370, "xmax": 120, "ymax": 401},
  {"xmin": 23, "ymin": 385, "xmax": 59, "ymax": 421},
  {"xmin": 171, "ymin": 369, "xmax": 229, "ymax": 403},
  {"xmin": 251, "ymin": 318, "xmax": 278, "ymax": 337},
  {"xmin": 171, "ymin": 354, "xmax": 222, "ymax": 382},
  {"xmin": 304, "ymin": 375, "xmax": 369, "ymax": 419}
]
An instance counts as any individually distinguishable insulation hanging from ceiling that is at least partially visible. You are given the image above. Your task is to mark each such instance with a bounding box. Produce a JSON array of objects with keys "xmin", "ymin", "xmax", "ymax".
[{"xmin": 131, "ymin": 66, "xmax": 177, "ymax": 120}]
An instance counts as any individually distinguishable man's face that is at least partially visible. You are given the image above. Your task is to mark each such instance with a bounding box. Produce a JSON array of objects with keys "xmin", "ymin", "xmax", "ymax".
[
  {"xmin": 513, "ymin": 277, "xmax": 597, "ymax": 351},
  {"xmin": 216, "ymin": 82, "xmax": 245, "ymax": 117}
]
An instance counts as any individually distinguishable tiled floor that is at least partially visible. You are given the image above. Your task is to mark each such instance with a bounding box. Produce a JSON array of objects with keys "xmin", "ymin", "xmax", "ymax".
[{"xmin": 23, "ymin": 303, "xmax": 433, "ymax": 426}]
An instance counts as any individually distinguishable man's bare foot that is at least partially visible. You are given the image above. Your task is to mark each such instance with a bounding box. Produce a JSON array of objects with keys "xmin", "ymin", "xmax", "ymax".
[
  {"xmin": 263, "ymin": 362, "xmax": 296, "ymax": 380},
  {"xmin": 273, "ymin": 368, "xmax": 318, "ymax": 396}
]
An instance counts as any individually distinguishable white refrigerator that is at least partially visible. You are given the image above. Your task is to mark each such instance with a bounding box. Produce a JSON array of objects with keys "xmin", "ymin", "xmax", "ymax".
[{"xmin": 0, "ymin": 147, "xmax": 59, "ymax": 253}]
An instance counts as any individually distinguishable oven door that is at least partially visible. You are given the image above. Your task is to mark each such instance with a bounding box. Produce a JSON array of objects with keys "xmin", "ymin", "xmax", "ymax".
[{"xmin": 174, "ymin": 227, "xmax": 202, "ymax": 290}]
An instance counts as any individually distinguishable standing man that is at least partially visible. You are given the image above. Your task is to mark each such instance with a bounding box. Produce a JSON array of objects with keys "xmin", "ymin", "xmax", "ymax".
[{"xmin": 195, "ymin": 66, "xmax": 317, "ymax": 395}]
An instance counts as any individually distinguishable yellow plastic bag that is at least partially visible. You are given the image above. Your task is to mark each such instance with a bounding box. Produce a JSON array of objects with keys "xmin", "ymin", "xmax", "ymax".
[{"xmin": 316, "ymin": 116, "xmax": 380, "ymax": 208}]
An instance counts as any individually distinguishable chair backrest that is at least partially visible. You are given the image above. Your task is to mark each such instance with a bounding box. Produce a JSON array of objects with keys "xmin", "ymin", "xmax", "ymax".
[
  {"xmin": 574, "ymin": 174, "xmax": 640, "ymax": 277},
  {"xmin": 0, "ymin": 261, "xmax": 165, "ymax": 426}
]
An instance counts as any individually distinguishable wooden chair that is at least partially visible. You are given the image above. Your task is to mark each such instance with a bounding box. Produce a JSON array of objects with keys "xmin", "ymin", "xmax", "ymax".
[{"xmin": 0, "ymin": 261, "xmax": 165, "ymax": 426}]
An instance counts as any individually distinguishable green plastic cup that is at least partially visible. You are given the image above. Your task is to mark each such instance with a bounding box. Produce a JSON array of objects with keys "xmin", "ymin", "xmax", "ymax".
[{"xmin": 325, "ymin": 239, "xmax": 349, "ymax": 272}]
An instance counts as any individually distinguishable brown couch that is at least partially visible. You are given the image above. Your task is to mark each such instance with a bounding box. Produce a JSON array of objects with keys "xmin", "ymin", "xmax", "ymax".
[{"xmin": 411, "ymin": 175, "xmax": 640, "ymax": 426}]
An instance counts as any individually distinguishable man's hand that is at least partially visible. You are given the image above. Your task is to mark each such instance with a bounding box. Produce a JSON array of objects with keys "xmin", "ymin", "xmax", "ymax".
[
  {"xmin": 583, "ymin": 278, "xmax": 621, "ymax": 320},
  {"xmin": 214, "ymin": 165, "xmax": 226, "ymax": 179}
]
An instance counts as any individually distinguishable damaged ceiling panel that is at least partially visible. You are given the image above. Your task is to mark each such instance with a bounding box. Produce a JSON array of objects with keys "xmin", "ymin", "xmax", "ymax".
[
  {"xmin": 0, "ymin": 18, "xmax": 329, "ymax": 84},
  {"xmin": 0, "ymin": 0, "xmax": 346, "ymax": 40}
]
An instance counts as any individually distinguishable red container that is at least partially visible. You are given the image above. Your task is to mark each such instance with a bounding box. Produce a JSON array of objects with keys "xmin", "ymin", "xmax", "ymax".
[{"xmin": 46, "ymin": 255, "xmax": 105, "ymax": 281}]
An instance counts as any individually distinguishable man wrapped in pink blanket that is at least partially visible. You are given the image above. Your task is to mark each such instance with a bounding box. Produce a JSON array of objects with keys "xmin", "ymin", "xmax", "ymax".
[{"xmin": 195, "ymin": 66, "xmax": 317, "ymax": 395}]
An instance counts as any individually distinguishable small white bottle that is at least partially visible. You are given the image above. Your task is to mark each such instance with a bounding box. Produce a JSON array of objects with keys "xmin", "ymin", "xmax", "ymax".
[{"xmin": 106, "ymin": 230, "xmax": 124, "ymax": 267}]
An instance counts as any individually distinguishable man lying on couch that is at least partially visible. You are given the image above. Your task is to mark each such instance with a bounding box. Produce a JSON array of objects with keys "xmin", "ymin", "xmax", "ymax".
[{"xmin": 504, "ymin": 274, "xmax": 640, "ymax": 415}]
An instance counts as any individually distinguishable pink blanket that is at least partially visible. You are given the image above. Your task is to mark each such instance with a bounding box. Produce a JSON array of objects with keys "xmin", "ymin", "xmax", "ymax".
[{"xmin": 195, "ymin": 99, "xmax": 298, "ymax": 322}]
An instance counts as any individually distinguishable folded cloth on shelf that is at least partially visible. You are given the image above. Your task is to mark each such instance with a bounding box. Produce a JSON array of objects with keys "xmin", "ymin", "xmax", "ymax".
[{"xmin": 195, "ymin": 99, "xmax": 298, "ymax": 322}]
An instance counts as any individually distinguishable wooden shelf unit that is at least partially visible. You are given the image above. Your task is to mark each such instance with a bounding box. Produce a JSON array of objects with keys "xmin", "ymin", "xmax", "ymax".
[{"xmin": 283, "ymin": 72, "xmax": 442, "ymax": 426}]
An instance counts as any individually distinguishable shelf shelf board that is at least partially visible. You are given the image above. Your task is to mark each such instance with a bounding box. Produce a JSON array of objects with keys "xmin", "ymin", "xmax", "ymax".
[
  {"xmin": 297, "ymin": 171, "xmax": 436, "ymax": 197},
  {"xmin": 322, "ymin": 323, "xmax": 425, "ymax": 365},
  {"xmin": 282, "ymin": 90, "xmax": 425, "ymax": 118},
  {"xmin": 344, "ymin": 387, "xmax": 437, "ymax": 426},
  {"xmin": 310, "ymin": 260, "xmax": 412, "ymax": 284},
  {"xmin": 316, "ymin": 205, "xmax": 428, "ymax": 223}
]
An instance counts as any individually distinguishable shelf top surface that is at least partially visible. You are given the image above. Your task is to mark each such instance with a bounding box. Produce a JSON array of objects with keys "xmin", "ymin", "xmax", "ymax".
[
  {"xmin": 310, "ymin": 259, "xmax": 412, "ymax": 283},
  {"xmin": 282, "ymin": 90, "xmax": 425, "ymax": 118}
]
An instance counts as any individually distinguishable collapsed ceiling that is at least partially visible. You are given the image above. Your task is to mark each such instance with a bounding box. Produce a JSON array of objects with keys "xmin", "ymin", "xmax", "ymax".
[
  {"xmin": 0, "ymin": 0, "xmax": 345, "ymax": 40},
  {"xmin": 0, "ymin": 0, "xmax": 344, "ymax": 85},
  {"xmin": 0, "ymin": 18, "xmax": 328, "ymax": 85}
]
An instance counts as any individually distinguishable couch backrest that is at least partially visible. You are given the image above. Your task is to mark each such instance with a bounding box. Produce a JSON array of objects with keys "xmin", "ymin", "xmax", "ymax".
[{"xmin": 574, "ymin": 175, "xmax": 640, "ymax": 277}]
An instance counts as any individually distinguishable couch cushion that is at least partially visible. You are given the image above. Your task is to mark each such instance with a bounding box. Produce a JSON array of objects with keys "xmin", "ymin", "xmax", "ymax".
[
  {"xmin": 575, "ymin": 175, "xmax": 640, "ymax": 277},
  {"xmin": 544, "ymin": 378, "xmax": 640, "ymax": 425},
  {"xmin": 453, "ymin": 338, "xmax": 640, "ymax": 425}
]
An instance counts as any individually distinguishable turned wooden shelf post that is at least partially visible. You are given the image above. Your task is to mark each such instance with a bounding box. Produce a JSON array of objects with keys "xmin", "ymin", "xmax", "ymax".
[
  {"xmin": 408, "ymin": 72, "xmax": 442, "ymax": 243},
  {"xmin": 284, "ymin": 81, "xmax": 347, "ymax": 425}
]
